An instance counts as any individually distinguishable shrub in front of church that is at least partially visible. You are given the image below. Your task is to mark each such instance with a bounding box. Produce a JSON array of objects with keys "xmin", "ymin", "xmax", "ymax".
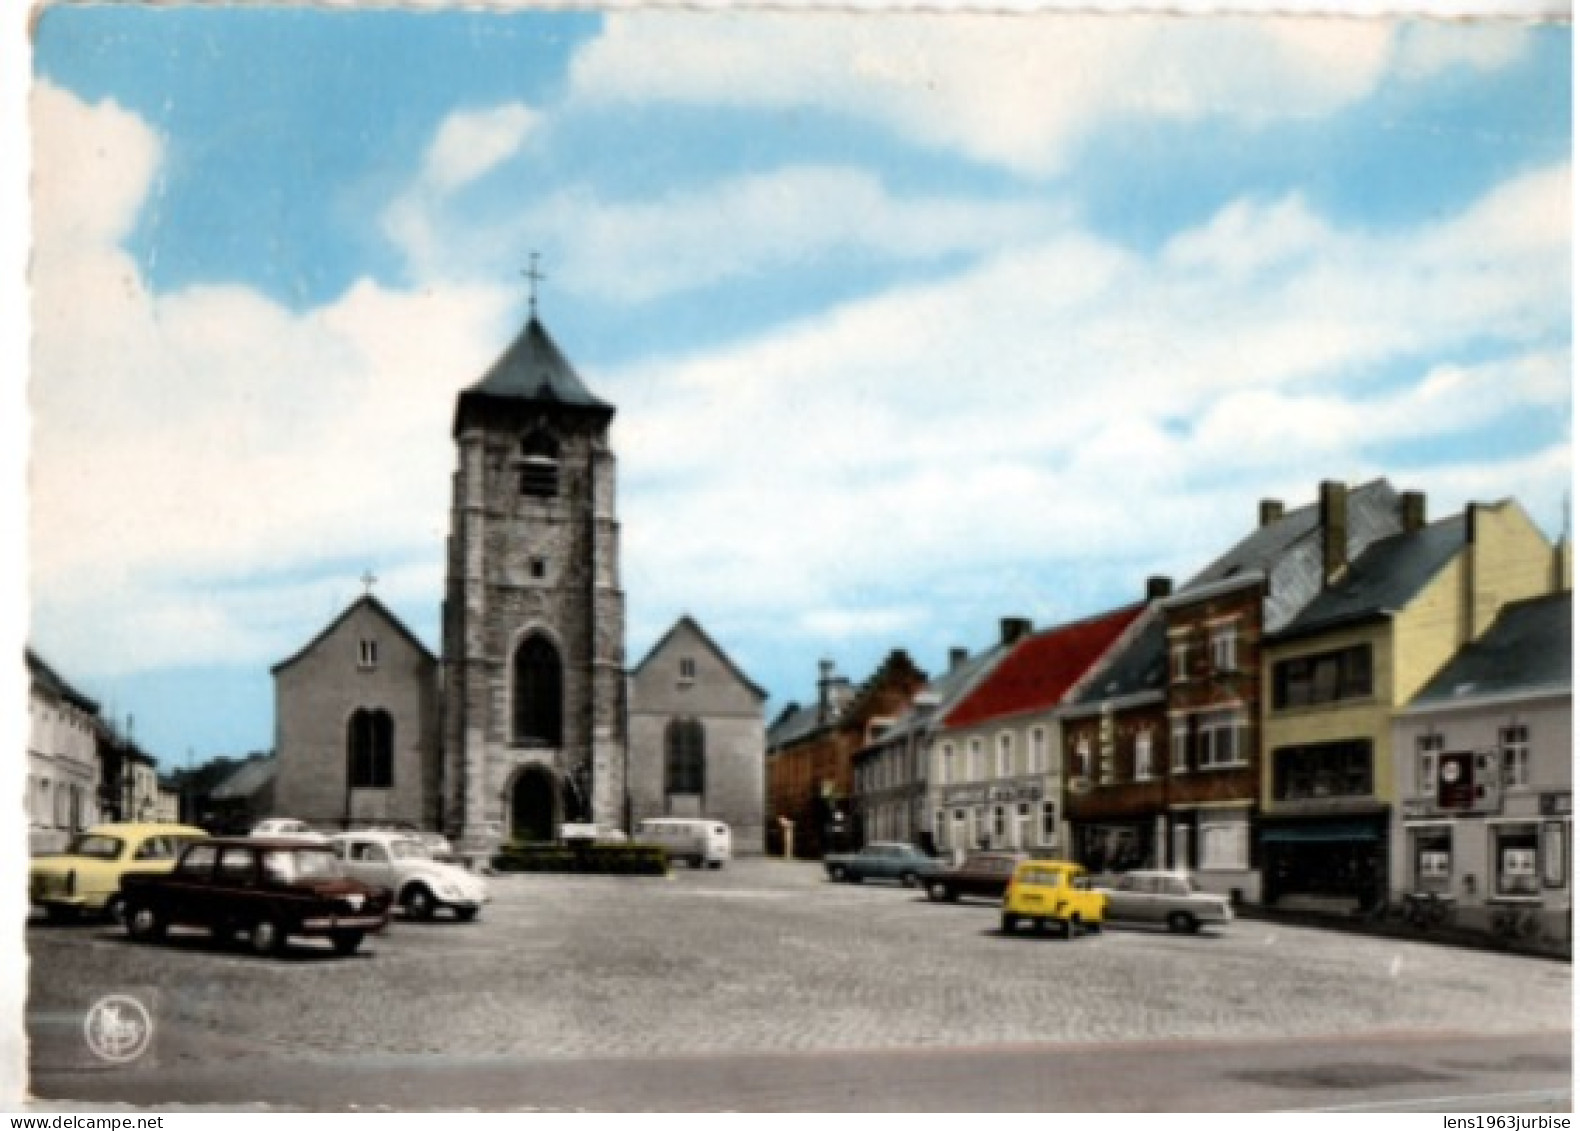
[{"xmin": 492, "ymin": 843, "xmax": 669, "ymax": 875}]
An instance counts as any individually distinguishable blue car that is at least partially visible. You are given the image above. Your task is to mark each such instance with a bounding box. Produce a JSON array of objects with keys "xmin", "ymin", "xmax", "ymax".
[{"xmin": 824, "ymin": 842, "xmax": 942, "ymax": 887}]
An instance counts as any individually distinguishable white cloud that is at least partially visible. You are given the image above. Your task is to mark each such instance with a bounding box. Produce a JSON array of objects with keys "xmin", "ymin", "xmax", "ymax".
[
  {"xmin": 29, "ymin": 84, "xmax": 518, "ymax": 675},
  {"xmin": 567, "ymin": 14, "xmax": 1405, "ymax": 176},
  {"xmin": 420, "ymin": 103, "xmax": 538, "ymax": 194},
  {"xmin": 387, "ymin": 162, "xmax": 1071, "ymax": 301},
  {"xmin": 26, "ymin": 79, "xmax": 1570, "ymax": 687},
  {"xmin": 1393, "ymin": 21, "xmax": 1532, "ymax": 80},
  {"xmin": 612, "ymin": 163, "xmax": 1571, "ymax": 633}
]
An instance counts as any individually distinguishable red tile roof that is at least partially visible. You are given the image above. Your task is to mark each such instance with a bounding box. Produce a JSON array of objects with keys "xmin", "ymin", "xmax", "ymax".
[{"xmin": 943, "ymin": 603, "xmax": 1147, "ymax": 729}]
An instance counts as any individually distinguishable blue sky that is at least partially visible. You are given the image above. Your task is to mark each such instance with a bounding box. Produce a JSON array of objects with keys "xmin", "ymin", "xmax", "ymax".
[{"xmin": 21, "ymin": 5, "xmax": 1572, "ymax": 769}]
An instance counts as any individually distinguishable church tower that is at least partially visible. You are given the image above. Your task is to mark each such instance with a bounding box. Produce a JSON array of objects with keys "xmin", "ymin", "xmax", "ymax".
[{"xmin": 442, "ymin": 308, "xmax": 626, "ymax": 852}]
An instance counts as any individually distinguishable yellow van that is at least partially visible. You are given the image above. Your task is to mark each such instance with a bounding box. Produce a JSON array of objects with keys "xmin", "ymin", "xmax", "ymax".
[{"xmin": 1001, "ymin": 860, "xmax": 1105, "ymax": 938}]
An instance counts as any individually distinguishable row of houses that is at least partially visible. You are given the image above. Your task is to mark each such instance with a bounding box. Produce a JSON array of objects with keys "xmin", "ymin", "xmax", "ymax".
[
  {"xmin": 26, "ymin": 650, "xmax": 178, "ymax": 853},
  {"xmin": 768, "ymin": 478, "xmax": 1572, "ymax": 946}
]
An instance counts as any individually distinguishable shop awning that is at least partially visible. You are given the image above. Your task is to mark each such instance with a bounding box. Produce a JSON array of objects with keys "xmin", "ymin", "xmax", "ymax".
[{"xmin": 1261, "ymin": 822, "xmax": 1381, "ymax": 844}]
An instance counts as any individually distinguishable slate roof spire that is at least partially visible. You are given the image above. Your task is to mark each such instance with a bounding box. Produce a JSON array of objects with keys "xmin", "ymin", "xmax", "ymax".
[{"xmin": 453, "ymin": 309, "xmax": 613, "ymax": 435}]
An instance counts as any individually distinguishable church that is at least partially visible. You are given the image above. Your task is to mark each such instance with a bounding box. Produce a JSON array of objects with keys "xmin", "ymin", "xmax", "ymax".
[{"xmin": 271, "ymin": 302, "xmax": 766, "ymax": 856}]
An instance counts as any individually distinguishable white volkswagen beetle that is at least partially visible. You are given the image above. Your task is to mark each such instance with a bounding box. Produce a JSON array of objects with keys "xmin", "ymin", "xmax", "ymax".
[{"xmin": 329, "ymin": 830, "xmax": 489, "ymax": 922}]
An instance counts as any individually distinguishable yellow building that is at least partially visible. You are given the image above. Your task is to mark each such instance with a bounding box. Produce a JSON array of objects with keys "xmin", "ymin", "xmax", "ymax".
[{"xmin": 1258, "ymin": 497, "xmax": 1560, "ymax": 911}]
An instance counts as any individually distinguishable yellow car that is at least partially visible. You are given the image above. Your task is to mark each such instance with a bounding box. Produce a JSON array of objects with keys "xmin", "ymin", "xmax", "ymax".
[
  {"xmin": 30, "ymin": 822, "xmax": 210, "ymax": 923},
  {"xmin": 1001, "ymin": 860, "xmax": 1106, "ymax": 938}
]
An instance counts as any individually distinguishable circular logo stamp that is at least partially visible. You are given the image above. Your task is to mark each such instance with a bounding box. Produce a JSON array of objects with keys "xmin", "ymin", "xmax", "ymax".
[{"xmin": 83, "ymin": 994, "xmax": 154, "ymax": 1064}]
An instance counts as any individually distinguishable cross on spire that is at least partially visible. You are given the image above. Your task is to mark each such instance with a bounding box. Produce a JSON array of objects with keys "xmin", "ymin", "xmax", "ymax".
[
  {"xmin": 522, "ymin": 252, "xmax": 546, "ymax": 317},
  {"xmin": 361, "ymin": 569, "xmax": 378, "ymax": 595}
]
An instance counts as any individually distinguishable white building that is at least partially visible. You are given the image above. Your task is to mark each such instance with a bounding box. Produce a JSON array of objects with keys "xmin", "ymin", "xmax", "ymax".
[
  {"xmin": 26, "ymin": 650, "xmax": 102, "ymax": 854},
  {"xmin": 1393, "ymin": 591, "xmax": 1570, "ymax": 951}
]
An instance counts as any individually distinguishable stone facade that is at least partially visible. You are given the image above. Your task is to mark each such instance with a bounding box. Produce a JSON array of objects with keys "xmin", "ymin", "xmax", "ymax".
[
  {"xmin": 628, "ymin": 616, "xmax": 766, "ymax": 853},
  {"xmin": 272, "ymin": 596, "xmax": 441, "ymax": 831},
  {"xmin": 442, "ymin": 317, "xmax": 626, "ymax": 851}
]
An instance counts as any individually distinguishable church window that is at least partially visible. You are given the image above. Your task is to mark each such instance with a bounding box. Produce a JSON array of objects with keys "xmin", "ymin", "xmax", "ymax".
[
  {"xmin": 358, "ymin": 639, "xmax": 378, "ymax": 669},
  {"xmin": 679, "ymin": 657, "xmax": 696, "ymax": 684},
  {"xmin": 346, "ymin": 708, "xmax": 394, "ymax": 789},
  {"xmin": 666, "ymin": 717, "xmax": 706, "ymax": 795},
  {"xmin": 518, "ymin": 431, "xmax": 560, "ymax": 498},
  {"xmin": 512, "ymin": 634, "xmax": 563, "ymax": 747}
]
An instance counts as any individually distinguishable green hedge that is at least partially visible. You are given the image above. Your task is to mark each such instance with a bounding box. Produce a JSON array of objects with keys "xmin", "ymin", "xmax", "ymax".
[{"xmin": 491, "ymin": 842, "xmax": 669, "ymax": 875}]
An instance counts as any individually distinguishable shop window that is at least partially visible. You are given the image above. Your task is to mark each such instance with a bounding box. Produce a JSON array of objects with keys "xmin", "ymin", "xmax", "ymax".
[
  {"xmin": 1493, "ymin": 825, "xmax": 1540, "ymax": 897},
  {"xmin": 1273, "ymin": 740, "xmax": 1374, "ymax": 801}
]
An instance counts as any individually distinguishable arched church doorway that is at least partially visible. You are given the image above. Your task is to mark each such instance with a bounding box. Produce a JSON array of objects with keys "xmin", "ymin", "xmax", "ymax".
[{"xmin": 510, "ymin": 765, "xmax": 558, "ymax": 843}]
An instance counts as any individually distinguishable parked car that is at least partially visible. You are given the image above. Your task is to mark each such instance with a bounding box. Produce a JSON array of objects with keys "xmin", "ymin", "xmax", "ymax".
[
  {"xmin": 824, "ymin": 842, "xmax": 941, "ymax": 887},
  {"xmin": 29, "ymin": 822, "xmax": 210, "ymax": 923},
  {"xmin": 120, "ymin": 837, "xmax": 393, "ymax": 957},
  {"xmin": 634, "ymin": 818, "xmax": 730, "ymax": 869},
  {"xmin": 249, "ymin": 818, "xmax": 330, "ymax": 844},
  {"xmin": 924, "ymin": 851, "xmax": 1027, "ymax": 903},
  {"xmin": 1095, "ymin": 870, "xmax": 1234, "ymax": 934},
  {"xmin": 360, "ymin": 822, "xmax": 458, "ymax": 863},
  {"xmin": 1001, "ymin": 860, "xmax": 1106, "ymax": 938},
  {"xmin": 329, "ymin": 831, "xmax": 488, "ymax": 921}
]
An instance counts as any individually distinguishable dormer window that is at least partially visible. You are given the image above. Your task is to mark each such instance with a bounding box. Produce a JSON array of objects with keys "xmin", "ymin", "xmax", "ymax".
[
  {"xmin": 518, "ymin": 431, "xmax": 560, "ymax": 498},
  {"xmin": 358, "ymin": 639, "xmax": 378, "ymax": 669}
]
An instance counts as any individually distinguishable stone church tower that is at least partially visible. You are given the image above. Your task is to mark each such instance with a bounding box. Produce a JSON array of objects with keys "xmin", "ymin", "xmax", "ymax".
[{"xmin": 442, "ymin": 312, "xmax": 626, "ymax": 852}]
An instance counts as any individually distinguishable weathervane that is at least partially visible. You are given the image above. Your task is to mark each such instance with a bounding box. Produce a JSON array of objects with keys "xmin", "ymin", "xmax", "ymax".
[{"xmin": 522, "ymin": 251, "xmax": 546, "ymax": 317}]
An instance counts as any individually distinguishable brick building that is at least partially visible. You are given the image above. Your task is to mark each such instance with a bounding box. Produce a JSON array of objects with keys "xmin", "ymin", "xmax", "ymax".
[
  {"xmin": 628, "ymin": 616, "xmax": 766, "ymax": 852},
  {"xmin": 766, "ymin": 651, "xmax": 927, "ymax": 859}
]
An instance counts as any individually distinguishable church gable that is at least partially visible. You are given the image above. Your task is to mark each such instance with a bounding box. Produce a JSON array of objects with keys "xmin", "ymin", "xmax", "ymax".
[
  {"xmin": 627, "ymin": 616, "xmax": 765, "ymax": 852},
  {"xmin": 630, "ymin": 616, "xmax": 765, "ymax": 719},
  {"xmin": 272, "ymin": 594, "xmax": 441, "ymax": 832}
]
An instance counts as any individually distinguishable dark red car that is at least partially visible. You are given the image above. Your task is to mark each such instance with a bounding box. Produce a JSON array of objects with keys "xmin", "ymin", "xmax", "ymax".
[
  {"xmin": 924, "ymin": 852, "xmax": 1028, "ymax": 903},
  {"xmin": 120, "ymin": 837, "xmax": 393, "ymax": 957}
]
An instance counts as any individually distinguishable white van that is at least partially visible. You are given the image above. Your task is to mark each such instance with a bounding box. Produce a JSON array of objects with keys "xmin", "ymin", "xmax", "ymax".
[{"xmin": 635, "ymin": 818, "xmax": 731, "ymax": 869}]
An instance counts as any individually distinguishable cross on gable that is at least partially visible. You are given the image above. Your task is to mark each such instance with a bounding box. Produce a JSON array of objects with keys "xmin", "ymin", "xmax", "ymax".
[{"xmin": 361, "ymin": 570, "xmax": 378, "ymax": 595}]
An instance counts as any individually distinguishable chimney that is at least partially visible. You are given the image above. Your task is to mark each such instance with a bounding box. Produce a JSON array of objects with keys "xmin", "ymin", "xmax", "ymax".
[
  {"xmin": 1319, "ymin": 479, "xmax": 1349, "ymax": 585},
  {"xmin": 1000, "ymin": 617, "xmax": 1033, "ymax": 646},
  {"xmin": 1402, "ymin": 490, "xmax": 1428, "ymax": 533},
  {"xmin": 1259, "ymin": 499, "xmax": 1285, "ymax": 528},
  {"xmin": 948, "ymin": 647, "xmax": 969, "ymax": 671},
  {"xmin": 1145, "ymin": 576, "xmax": 1173, "ymax": 601},
  {"xmin": 817, "ymin": 659, "xmax": 838, "ymax": 723}
]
